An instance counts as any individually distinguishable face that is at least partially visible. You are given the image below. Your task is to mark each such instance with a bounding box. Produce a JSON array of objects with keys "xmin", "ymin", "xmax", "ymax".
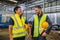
[
  {"xmin": 16, "ymin": 8, "xmax": 23, "ymax": 15},
  {"xmin": 34, "ymin": 8, "xmax": 42, "ymax": 15}
]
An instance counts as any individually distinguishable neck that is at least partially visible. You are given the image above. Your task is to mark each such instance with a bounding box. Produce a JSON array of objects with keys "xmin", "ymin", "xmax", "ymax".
[
  {"xmin": 16, "ymin": 13, "xmax": 21, "ymax": 15},
  {"xmin": 37, "ymin": 13, "xmax": 43, "ymax": 17},
  {"xmin": 39, "ymin": 13, "xmax": 41, "ymax": 16},
  {"xmin": 38, "ymin": 11, "xmax": 43, "ymax": 16}
]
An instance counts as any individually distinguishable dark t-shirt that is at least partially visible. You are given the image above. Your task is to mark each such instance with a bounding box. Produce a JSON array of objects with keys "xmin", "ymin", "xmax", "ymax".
[
  {"xmin": 28, "ymin": 14, "xmax": 52, "ymax": 36},
  {"xmin": 9, "ymin": 16, "xmax": 28, "ymax": 25}
]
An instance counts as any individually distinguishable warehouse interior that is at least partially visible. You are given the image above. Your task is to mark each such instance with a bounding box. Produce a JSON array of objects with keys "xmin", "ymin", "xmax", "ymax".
[{"xmin": 0, "ymin": 0, "xmax": 60, "ymax": 40}]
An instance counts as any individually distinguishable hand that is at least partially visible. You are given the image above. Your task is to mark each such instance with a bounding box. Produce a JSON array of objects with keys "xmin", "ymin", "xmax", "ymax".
[
  {"xmin": 28, "ymin": 23, "xmax": 32, "ymax": 27},
  {"xmin": 27, "ymin": 33, "xmax": 32, "ymax": 38},
  {"xmin": 42, "ymin": 32, "xmax": 47, "ymax": 37},
  {"xmin": 10, "ymin": 38, "xmax": 13, "ymax": 40},
  {"xmin": 10, "ymin": 35, "xmax": 13, "ymax": 40}
]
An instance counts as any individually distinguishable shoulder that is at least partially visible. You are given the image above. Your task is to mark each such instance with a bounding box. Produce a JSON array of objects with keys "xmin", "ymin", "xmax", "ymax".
[
  {"xmin": 30, "ymin": 14, "xmax": 36, "ymax": 19},
  {"xmin": 9, "ymin": 17, "xmax": 14, "ymax": 22},
  {"xmin": 28, "ymin": 14, "xmax": 36, "ymax": 21},
  {"xmin": 10, "ymin": 14, "xmax": 15, "ymax": 18},
  {"xmin": 22, "ymin": 16, "xmax": 26, "ymax": 20},
  {"xmin": 32, "ymin": 14, "xmax": 36, "ymax": 18},
  {"xmin": 43, "ymin": 13, "xmax": 47, "ymax": 16}
]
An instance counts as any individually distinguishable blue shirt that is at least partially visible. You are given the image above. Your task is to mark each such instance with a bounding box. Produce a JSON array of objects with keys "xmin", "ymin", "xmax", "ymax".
[{"xmin": 9, "ymin": 16, "xmax": 28, "ymax": 25}]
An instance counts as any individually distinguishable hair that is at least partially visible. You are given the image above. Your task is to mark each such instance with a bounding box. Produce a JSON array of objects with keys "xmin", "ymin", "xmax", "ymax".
[
  {"xmin": 14, "ymin": 6, "xmax": 21, "ymax": 13},
  {"xmin": 34, "ymin": 5, "xmax": 42, "ymax": 9}
]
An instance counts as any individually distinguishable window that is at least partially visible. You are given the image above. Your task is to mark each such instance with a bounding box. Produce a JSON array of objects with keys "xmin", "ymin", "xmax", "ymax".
[
  {"xmin": 48, "ymin": 2, "xmax": 52, "ymax": 7},
  {"xmin": 40, "ymin": 5, "xmax": 43, "ymax": 8},
  {"xmin": 52, "ymin": 1, "xmax": 57, "ymax": 6},
  {"xmin": 57, "ymin": 0, "xmax": 60, "ymax": 5},
  {"xmin": 44, "ymin": 3, "xmax": 48, "ymax": 8},
  {"xmin": 44, "ymin": 0, "xmax": 47, "ymax": 2},
  {"xmin": 48, "ymin": 14, "xmax": 55, "ymax": 24}
]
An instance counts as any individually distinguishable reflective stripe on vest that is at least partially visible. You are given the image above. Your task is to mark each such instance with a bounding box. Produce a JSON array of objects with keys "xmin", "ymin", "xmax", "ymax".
[
  {"xmin": 11, "ymin": 14, "xmax": 27, "ymax": 38},
  {"xmin": 34, "ymin": 14, "xmax": 47, "ymax": 37}
]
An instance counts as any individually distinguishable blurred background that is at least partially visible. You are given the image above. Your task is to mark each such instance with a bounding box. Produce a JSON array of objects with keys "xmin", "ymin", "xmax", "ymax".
[{"xmin": 0, "ymin": 0, "xmax": 60, "ymax": 40}]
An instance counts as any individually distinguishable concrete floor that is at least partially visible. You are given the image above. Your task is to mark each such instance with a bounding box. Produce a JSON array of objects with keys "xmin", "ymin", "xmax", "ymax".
[
  {"xmin": 46, "ymin": 30, "xmax": 60, "ymax": 40},
  {"xmin": 0, "ymin": 28, "xmax": 9, "ymax": 40},
  {"xmin": 0, "ymin": 28, "xmax": 60, "ymax": 40}
]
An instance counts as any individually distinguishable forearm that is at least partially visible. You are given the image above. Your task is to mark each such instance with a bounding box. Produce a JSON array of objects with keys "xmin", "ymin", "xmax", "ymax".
[
  {"xmin": 27, "ymin": 23, "xmax": 31, "ymax": 34},
  {"xmin": 8, "ymin": 25, "xmax": 13, "ymax": 39},
  {"xmin": 45, "ymin": 25, "xmax": 52, "ymax": 34},
  {"xmin": 45, "ymin": 16, "xmax": 52, "ymax": 34}
]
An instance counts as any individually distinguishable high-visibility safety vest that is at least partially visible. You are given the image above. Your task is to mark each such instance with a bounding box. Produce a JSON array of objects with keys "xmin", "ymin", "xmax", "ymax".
[
  {"xmin": 11, "ymin": 14, "xmax": 27, "ymax": 38},
  {"xmin": 34, "ymin": 14, "xmax": 47, "ymax": 37}
]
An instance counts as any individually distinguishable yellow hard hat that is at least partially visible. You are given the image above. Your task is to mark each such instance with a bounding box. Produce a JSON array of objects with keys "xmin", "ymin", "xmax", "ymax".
[
  {"xmin": 25, "ymin": 24, "xmax": 29, "ymax": 30},
  {"xmin": 42, "ymin": 21, "xmax": 49, "ymax": 29}
]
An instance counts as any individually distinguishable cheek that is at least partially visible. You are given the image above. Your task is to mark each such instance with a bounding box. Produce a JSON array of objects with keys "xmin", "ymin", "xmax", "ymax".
[
  {"xmin": 35, "ymin": 11, "xmax": 37, "ymax": 13},
  {"xmin": 18, "ymin": 10, "xmax": 21, "ymax": 12}
]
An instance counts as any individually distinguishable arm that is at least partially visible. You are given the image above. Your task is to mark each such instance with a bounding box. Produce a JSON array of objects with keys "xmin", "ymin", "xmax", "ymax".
[
  {"xmin": 25, "ymin": 19, "xmax": 32, "ymax": 37},
  {"xmin": 42, "ymin": 16, "xmax": 52, "ymax": 36},
  {"xmin": 25, "ymin": 20, "xmax": 31, "ymax": 35},
  {"xmin": 9, "ymin": 25, "xmax": 13, "ymax": 40},
  {"xmin": 45, "ymin": 16, "xmax": 52, "ymax": 34},
  {"xmin": 27, "ymin": 15, "xmax": 34, "ymax": 37},
  {"xmin": 27, "ymin": 23, "xmax": 32, "ymax": 37},
  {"xmin": 8, "ymin": 18, "xmax": 14, "ymax": 40}
]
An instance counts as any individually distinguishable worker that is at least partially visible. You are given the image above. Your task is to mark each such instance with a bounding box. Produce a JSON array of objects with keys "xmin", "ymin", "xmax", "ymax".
[
  {"xmin": 8, "ymin": 6, "xmax": 30, "ymax": 40},
  {"xmin": 28, "ymin": 5, "xmax": 52, "ymax": 40}
]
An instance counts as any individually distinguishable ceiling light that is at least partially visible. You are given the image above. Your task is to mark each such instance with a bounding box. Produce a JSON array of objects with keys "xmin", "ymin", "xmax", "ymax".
[{"xmin": 9, "ymin": 0, "xmax": 18, "ymax": 3}]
